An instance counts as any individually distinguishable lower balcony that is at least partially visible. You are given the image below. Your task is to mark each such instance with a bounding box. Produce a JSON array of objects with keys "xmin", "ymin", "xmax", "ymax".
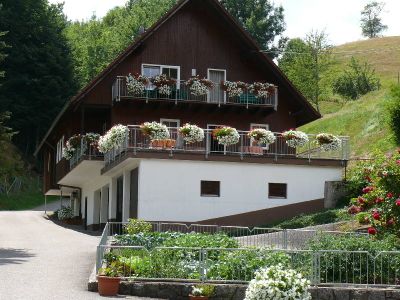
[{"xmin": 103, "ymin": 126, "xmax": 350, "ymax": 172}]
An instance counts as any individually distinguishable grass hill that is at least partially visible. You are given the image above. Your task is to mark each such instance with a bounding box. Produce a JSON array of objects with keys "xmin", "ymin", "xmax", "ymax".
[{"xmin": 300, "ymin": 36, "xmax": 400, "ymax": 157}]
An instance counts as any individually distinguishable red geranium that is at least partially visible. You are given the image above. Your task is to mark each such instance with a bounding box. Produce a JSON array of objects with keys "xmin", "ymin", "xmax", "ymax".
[
  {"xmin": 372, "ymin": 212, "xmax": 381, "ymax": 220},
  {"xmin": 387, "ymin": 192, "xmax": 394, "ymax": 199},
  {"xmin": 395, "ymin": 199, "xmax": 400, "ymax": 206},
  {"xmin": 368, "ymin": 227, "xmax": 377, "ymax": 235},
  {"xmin": 348, "ymin": 205, "xmax": 361, "ymax": 214},
  {"xmin": 375, "ymin": 197, "xmax": 384, "ymax": 204},
  {"xmin": 362, "ymin": 186, "xmax": 374, "ymax": 194}
]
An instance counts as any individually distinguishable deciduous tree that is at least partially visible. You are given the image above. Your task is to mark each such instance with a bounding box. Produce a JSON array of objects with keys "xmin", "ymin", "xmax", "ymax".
[{"xmin": 361, "ymin": 1, "xmax": 387, "ymax": 38}]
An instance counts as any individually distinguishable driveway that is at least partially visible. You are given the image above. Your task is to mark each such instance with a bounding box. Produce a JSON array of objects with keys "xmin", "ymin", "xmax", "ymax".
[{"xmin": 0, "ymin": 210, "xmax": 157, "ymax": 300}]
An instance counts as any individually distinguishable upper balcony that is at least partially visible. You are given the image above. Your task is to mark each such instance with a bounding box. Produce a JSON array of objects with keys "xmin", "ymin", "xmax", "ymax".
[
  {"xmin": 103, "ymin": 125, "xmax": 350, "ymax": 173},
  {"xmin": 112, "ymin": 76, "xmax": 278, "ymax": 109}
]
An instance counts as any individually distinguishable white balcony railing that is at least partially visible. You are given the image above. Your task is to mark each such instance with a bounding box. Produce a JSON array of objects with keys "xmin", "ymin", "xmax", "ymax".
[
  {"xmin": 112, "ymin": 76, "xmax": 278, "ymax": 109},
  {"xmin": 104, "ymin": 126, "xmax": 350, "ymax": 166}
]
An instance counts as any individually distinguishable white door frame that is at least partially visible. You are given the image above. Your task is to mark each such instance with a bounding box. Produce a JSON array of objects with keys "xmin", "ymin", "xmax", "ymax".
[
  {"xmin": 207, "ymin": 68, "xmax": 226, "ymax": 103},
  {"xmin": 161, "ymin": 119, "xmax": 181, "ymax": 147},
  {"xmin": 142, "ymin": 63, "xmax": 181, "ymax": 89},
  {"xmin": 207, "ymin": 124, "xmax": 226, "ymax": 153}
]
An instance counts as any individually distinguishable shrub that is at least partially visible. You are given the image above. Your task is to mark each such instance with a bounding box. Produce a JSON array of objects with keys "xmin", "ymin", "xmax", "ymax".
[
  {"xmin": 388, "ymin": 86, "xmax": 400, "ymax": 144},
  {"xmin": 162, "ymin": 232, "xmax": 239, "ymax": 249},
  {"xmin": 57, "ymin": 205, "xmax": 73, "ymax": 220},
  {"xmin": 244, "ymin": 264, "xmax": 311, "ymax": 300},
  {"xmin": 114, "ymin": 232, "xmax": 183, "ymax": 249},
  {"xmin": 332, "ymin": 57, "xmax": 380, "ymax": 100},
  {"xmin": 124, "ymin": 219, "xmax": 152, "ymax": 235}
]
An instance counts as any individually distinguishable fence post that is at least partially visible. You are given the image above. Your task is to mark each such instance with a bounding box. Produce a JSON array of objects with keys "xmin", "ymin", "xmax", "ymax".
[
  {"xmin": 283, "ymin": 229, "xmax": 288, "ymax": 249},
  {"xmin": 240, "ymin": 133, "xmax": 244, "ymax": 160},
  {"xmin": 200, "ymin": 249, "xmax": 207, "ymax": 282},
  {"xmin": 311, "ymin": 252, "xmax": 320, "ymax": 285}
]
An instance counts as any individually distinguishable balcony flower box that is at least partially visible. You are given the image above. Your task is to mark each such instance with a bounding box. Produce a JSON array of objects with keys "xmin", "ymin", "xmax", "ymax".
[
  {"xmin": 151, "ymin": 74, "xmax": 176, "ymax": 96},
  {"xmin": 140, "ymin": 122, "xmax": 170, "ymax": 141},
  {"xmin": 241, "ymin": 146, "xmax": 263, "ymax": 155},
  {"xmin": 282, "ymin": 129, "xmax": 309, "ymax": 148},
  {"xmin": 179, "ymin": 123, "xmax": 204, "ymax": 144},
  {"xmin": 126, "ymin": 73, "xmax": 149, "ymax": 96},
  {"xmin": 150, "ymin": 139, "xmax": 176, "ymax": 149},
  {"xmin": 212, "ymin": 126, "xmax": 240, "ymax": 146},
  {"xmin": 316, "ymin": 133, "xmax": 341, "ymax": 151},
  {"xmin": 185, "ymin": 76, "xmax": 214, "ymax": 96}
]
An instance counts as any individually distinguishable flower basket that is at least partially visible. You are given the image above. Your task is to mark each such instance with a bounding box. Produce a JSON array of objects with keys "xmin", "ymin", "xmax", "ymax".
[
  {"xmin": 220, "ymin": 81, "xmax": 248, "ymax": 98},
  {"xmin": 140, "ymin": 122, "xmax": 170, "ymax": 141},
  {"xmin": 179, "ymin": 123, "xmax": 205, "ymax": 144},
  {"xmin": 126, "ymin": 73, "xmax": 149, "ymax": 95},
  {"xmin": 248, "ymin": 82, "xmax": 275, "ymax": 98},
  {"xmin": 248, "ymin": 128, "xmax": 276, "ymax": 146},
  {"xmin": 316, "ymin": 133, "xmax": 341, "ymax": 151},
  {"xmin": 151, "ymin": 74, "xmax": 176, "ymax": 96},
  {"xmin": 282, "ymin": 130, "xmax": 309, "ymax": 148},
  {"xmin": 98, "ymin": 125, "xmax": 129, "ymax": 153},
  {"xmin": 63, "ymin": 133, "xmax": 100, "ymax": 160},
  {"xmin": 212, "ymin": 126, "xmax": 240, "ymax": 146},
  {"xmin": 185, "ymin": 76, "xmax": 214, "ymax": 96}
]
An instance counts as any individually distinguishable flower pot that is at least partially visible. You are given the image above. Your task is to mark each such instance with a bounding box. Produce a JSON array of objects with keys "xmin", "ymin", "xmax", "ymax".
[
  {"xmin": 189, "ymin": 296, "xmax": 209, "ymax": 300},
  {"xmin": 150, "ymin": 140, "xmax": 164, "ymax": 148},
  {"xmin": 165, "ymin": 139, "xmax": 176, "ymax": 148},
  {"xmin": 97, "ymin": 276, "xmax": 120, "ymax": 296}
]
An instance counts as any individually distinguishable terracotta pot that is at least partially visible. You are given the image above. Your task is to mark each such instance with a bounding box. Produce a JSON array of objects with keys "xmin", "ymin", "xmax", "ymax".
[
  {"xmin": 150, "ymin": 140, "xmax": 163, "ymax": 148},
  {"xmin": 97, "ymin": 276, "xmax": 120, "ymax": 296},
  {"xmin": 189, "ymin": 296, "xmax": 209, "ymax": 300},
  {"xmin": 165, "ymin": 139, "xmax": 176, "ymax": 148}
]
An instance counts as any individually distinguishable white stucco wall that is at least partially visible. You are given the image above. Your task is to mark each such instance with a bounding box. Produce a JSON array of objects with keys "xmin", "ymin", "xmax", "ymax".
[{"xmin": 137, "ymin": 159, "xmax": 343, "ymax": 222}]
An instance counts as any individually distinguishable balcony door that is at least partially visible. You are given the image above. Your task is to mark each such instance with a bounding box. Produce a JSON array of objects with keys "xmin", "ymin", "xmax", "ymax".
[
  {"xmin": 207, "ymin": 124, "xmax": 225, "ymax": 153},
  {"xmin": 160, "ymin": 119, "xmax": 181, "ymax": 148},
  {"xmin": 207, "ymin": 69, "xmax": 226, "ymax": 104}
]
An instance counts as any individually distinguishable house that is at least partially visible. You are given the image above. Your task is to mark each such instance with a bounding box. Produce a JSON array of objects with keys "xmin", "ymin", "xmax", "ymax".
[{"xmin": 34, "ymin": 0, "xmax": 349, "ymax": 230}]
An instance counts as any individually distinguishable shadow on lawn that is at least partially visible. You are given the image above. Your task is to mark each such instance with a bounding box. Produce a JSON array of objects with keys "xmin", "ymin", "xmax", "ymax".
[{"xmin": 0, "ymin": 248, "xmax": 36, "ymax": 265}]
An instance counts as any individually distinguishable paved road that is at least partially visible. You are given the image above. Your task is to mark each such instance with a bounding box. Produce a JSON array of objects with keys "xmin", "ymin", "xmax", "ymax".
[{"xmin": 0, "ymin": 211, "xmax": 157, "ymax": 300}]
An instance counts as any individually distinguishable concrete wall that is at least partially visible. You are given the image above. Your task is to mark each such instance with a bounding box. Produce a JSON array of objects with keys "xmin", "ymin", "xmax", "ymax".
[{"xmin": 137, "ymin": 159, "xmax": 342, "ymax": 222}]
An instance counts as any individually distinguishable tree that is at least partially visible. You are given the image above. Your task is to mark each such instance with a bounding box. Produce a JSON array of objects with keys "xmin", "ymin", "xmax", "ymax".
[
  {"xmin": 0, "ymin": 0, "xmax": 77, "ymax": 156},
  {"xmin": 388, "ymin": 86, "xmax": 400, "ymax": 145},
  {"xmin": 279, "ymin": 31, "xmax": 333, "ymax": 112},
  {"xmin": 361, "ymin": 1, "xmax": 387, "ymax": 38},
  {"xmin": 220, "ymin": 0, "xmax": 286, "ymax": 58},
  {"xmin": 333, "ymin": 57, "xmax": 380, "ymax": 100}
]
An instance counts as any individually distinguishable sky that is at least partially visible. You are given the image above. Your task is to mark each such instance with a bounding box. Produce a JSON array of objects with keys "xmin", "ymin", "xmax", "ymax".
[{"xmin": 49, "ymin": 0, "xmax": 400, "ymax": 46}]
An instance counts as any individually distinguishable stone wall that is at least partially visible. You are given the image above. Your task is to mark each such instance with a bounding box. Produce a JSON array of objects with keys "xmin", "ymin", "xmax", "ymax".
[
  {"xmin": 88, "ymin": 279, "xmax": 400, "ymax": 300},
  {"xmin": 324, "ymin": 180, "xmax": 348, "ymax": 209}
]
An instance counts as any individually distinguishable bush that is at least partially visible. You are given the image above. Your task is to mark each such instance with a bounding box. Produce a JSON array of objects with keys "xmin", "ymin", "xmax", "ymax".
[
  {"xmin": 124, "ymin": 219, "xmax": 152, "ymax": 235},
  {"xmin": 244, "ymin": 264, "xmax": 311, "ymax": 300},
  {"xmin": 333, "ymin": 57, "xmax": 380, "ymax": 100},
  {"xmin": 57, "ymin": 205, "xmax": 73, "ymax": 220},
  {"xmin": 162, "ymin": 232, "xmax": 239, "ymax": 249},
  {"xmin": 388, "ymin": 86, "xmax": 400, "ymax": 144},
  {"xmin": 114, "ymin": 232, "xmax": 183, "ymax": 249}
]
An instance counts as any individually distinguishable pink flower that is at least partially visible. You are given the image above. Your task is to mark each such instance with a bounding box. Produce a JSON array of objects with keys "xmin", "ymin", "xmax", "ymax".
[
  {"xmin": 387, "ymin": 219, "xmax": 395, "ymax": 226},
  {"xmin": 362, "ymin": 186, "xmax": 374, "ymax": 194},
  {"xmin": 396, "ymin": 160, "xmax": 400, "ymax": 165},
  {"xmin": 395, "ymin": 199, "xmax": 400, "ymax": 206},
  {"xmin": 348, "ymin": 205, "xmax": 361, "ymax": 215},
  {"xmin": 372, "ymin": 212, "xmax": 381, "ymax": 220},
  {"xmin": 358, "ymin": 197, "xmax": 366, "ymax": 205},
  {"xmin": 368, "ymin": 227, "xmax": 377, "ymax": 235},
  {"xmin": 387, "ymin": 192, "xmax": 394, "ymax": 199},
  {"xmin": 375, "ymin": 197, "xmax": 384, "ymax": 204}
]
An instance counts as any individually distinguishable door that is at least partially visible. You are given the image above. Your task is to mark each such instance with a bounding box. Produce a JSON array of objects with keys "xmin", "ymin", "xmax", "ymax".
[
  {"xmin": 160, "ymin": 118, "xmax": 181, "ymax": 148},
  {"xmin": 207, "ymin": 124, "xmax": 225, "ymax": 153},
  {"xmin": 130, "ymin": 168, "xmax": 139, "ymax": 219},
  {"xmin": 208, "ymin": 69, "xmax": 226, "ymax": 104},
  {"xmin": 116, "ymin": 176, "xmax": 123, "ymax": 222}
]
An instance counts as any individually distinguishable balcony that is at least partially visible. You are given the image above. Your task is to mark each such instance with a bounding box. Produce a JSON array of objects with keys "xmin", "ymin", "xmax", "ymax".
[
  {"xmin": 103, "ymin": 125, "xmax": 350, "ymax": 170},
  {"xmin": 112, "ymin": 76, "xmax": 278, "ymax": 109}
]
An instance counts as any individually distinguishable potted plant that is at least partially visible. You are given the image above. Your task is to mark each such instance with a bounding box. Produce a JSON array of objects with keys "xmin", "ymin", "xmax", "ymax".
[
  {"xmin": 140, "ymin": 121, "xmax": 170, "ymax": 145},
  {"xmin": 189, "ymin": 284, "xmax": 215, "ymax": 300},
  {"xmin": 316, "ymin": 133, "xmax": 341, "ymax": 151},
  {"xmin": 126, "ymin": 73, "xmax": 149, "ymax": 96},
  {"xmin": 248, "ymin": 82, "xmax": 276, "ymax": 98},
  {"xmin": 212, "ymin": 126, "xmax": 240, "ymax": 146},
  {"xmin": 248, "ymin": 128, "xmax": 276, "ymax": 146},
  {"xmin": 98, "ymin": 124, "xmax": 129, "ymax": 153},
  {"xmin": 281, "ymin": 129, "xmax": 309, "ymax": 148},
  {"xmin": 179, "ymin": 123, "xmax": 205, "ymax": 144},
  {"xmin": 97, "ymin": 261, "xmax": 123, "ymax": 296},
  {"xmin": 185, "ymin": 76, "xmax": 214, "ymax": 96},
  {"xmin": 151, "ymin": 74, "xmax": 176, "ymax": 96},
  {"xmin": 220, "ymin": 80, "xmax": 248, "ymax": 98}
]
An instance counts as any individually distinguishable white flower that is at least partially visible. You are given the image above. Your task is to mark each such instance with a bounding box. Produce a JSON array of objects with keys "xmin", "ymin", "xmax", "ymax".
[
  {"xmin": 282, "ymin": 130, "xmax": 309, "ymax": 148},
  {"xmin": 140, "ymin": 122, "xmax": 170, "ymax": 141},
  {"xmin": 248, "ymin": 128, "xmax": 276, "ymax": 145},
  {"xmin": 158, "ymin": 84, "xmax": 172, "ymax": 96},
  {"xmin": 98, "ymin": 124, "xmax": 129, "ymax": 153},
  {"xmin": 316, "ymin": 133, "xmax": 341, "ymax": 151},
  {"xmin": 222, "ymin": 81, "xmax": 247, "ymax": 98},
  {"xmin": 248, "ymin": 82, "xmax": 274, "ymax": 99},
  {"xmin": 179, "ymin": 123, "xmax": 204, "ymax": 143},
  {"xmin": 126, "ymin": 73, "xmax": 148, "ymax": 96},
  {"xmin": 213, "ymin": 127, "xmax": 240, "ymax": 146}
]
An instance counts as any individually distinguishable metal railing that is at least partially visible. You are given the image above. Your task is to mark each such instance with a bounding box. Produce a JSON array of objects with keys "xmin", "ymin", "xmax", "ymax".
[
  {"xmin": 96, "ymin": 222, "xmax": 400, "ymax": 287},
  {"xmin": 69, "ymin": 139, "xmax": 102, "ymax": 169},
  {"xmin": 112, "ymin": 76, "xmax": 278, "ymax": 108},
  {"xmin": 104, "ymin": 126, "xmax": 350, "ymax": 165}
]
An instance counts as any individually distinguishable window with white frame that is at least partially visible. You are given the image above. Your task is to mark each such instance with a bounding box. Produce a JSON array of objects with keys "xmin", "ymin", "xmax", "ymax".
[
  {"xmin": 142, "ymin": 64, "xmax": 180, "ymax": 89},
  {"xmin": 56, "ymin": 136, "xmax": 64, "ymax": 163},
  {"xmin": 250, "ymin": 123, "xmax": 270, "ymax": 148}
]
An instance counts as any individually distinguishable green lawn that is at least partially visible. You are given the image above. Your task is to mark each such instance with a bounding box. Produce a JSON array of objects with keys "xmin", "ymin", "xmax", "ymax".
[{"xmin": 0, "ymin": 189, "xmax": 57, "ymax": 210}]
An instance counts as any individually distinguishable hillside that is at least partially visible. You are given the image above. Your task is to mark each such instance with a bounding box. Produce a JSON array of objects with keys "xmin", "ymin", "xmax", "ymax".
[{"xmin": 301, "ymin": 36, "xmax": 400, "ymax": 157}]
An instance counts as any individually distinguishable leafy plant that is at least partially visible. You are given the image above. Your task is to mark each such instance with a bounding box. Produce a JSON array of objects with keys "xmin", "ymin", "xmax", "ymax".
[
  {"xmin": 387, "ymin": 86, "xmax": 400, "ymax": 145},
  {"xmin": 191, "ymin": 284, "xmax": 215, "ymax": 297},
  {"xmin": 57, "ymin": 205, "xmax": 73, "ymax": 220},
  {"xmin": 124, "ymin": 219, "xmax": 152, "ymax": 235},
  {"xmin": 98, "ymin": 261, "xmax": 124, "ymax": 277}
]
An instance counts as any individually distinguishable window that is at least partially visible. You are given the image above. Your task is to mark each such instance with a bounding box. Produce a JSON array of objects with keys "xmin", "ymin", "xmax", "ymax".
[
  {"xmin": 56, "ymin": 136, "xmax": 64, "ymax": 163},
  {"xmin": 142, "ymin": 64, "xmax": 180, "ymax": 89},
  {"xmin": 268, "ymin": 183, "xmax": 287, "ymax": 198},
  {"xmin": 201, "ymin": 180, "xmax": 220, "ymax": 197}
]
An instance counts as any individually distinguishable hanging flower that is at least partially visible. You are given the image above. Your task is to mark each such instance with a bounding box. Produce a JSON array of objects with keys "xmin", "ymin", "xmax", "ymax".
[
  {"xmin": 178, "ymin": 123, "xmax": 204, "ymax": 144},
  {"xmin": 316, "ymin": 133, "xmax": 342, "ymax": 151},
  {"xmin": 220, "ymin": 81, "xmax": 248, "ymax": 98},
  {"xmin": 212, "ymin": 126, "xmax": 240, "ymax": 146},
  {"xmin": 62, "ymin": 133, "xmax": 100, "ymax": 160},
  {"xmin": 185, "ymin": 76, "xmax": 214, "ymax": 96},
  {"xmin": 151, "ymin": 74, "xmax": 176, "ymax": 96},
  {"xmin": 126, "ymin": 73, "xmax": 149, "ymax": 95},
  {"xmin": 282, "ymin": 129, "xmax": 309, "ymax": 148},
  {"xmin": 247, "ymin": 128, "xmax": 276, "ymax": 145},
  {"xmin": 98, "ymin": 125, "xmax": 129, "ymax": 153},
  {"xmin": 248, "ymin": 82, "xmax": 275, "ymax": 98},
  {"xmin": 140, "ymin": 121, "xmax": 170, "ymax": 141}
]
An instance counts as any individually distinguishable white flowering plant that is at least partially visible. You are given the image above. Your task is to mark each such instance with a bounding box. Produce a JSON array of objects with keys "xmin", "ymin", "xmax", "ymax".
[
  {"xmin": 244, "ymin": 264, "xmax": 311, "ymax": 300},
  {"xmin": 190, "ymin": 284, "xmax": 215, "ymax": 297},
  {"xmin": 63, "ymin": 133, "xmax": 100, "ymax": 160},
  {"xmin": 249, "ymin": 82, "xmax": 275, "ymax": 99},
  {"xmin": 316, "ymin": 133, "xmax": 342, "ymax": 151},
  {"xmin": 179, "ymin": 123, "xmax": 204, "ymax": 144},
  {"xmin": 151, "ymin": 74, "xmax": 176, "ymax": 96},
  {"xmin": 282, "ymin": 130, "xmax": 309, "ymax": 148},
  {"xmin": 140, "ymin": 121, "xmax": 170, "ymax": 141},
  {"xmin": 57, "ymin": 205, "xmax": 74, "ymax": 220},
  {"xmin": 185, "ymin": 76, "xmax": 214, "ymax": 96},
  {"xmin": 221, "ymin": 80, "xmax": 248, "ymax": 98},
  {"xmin": 212, "ymin": 126, "xmax": 240, "ymax": 146},
  {"xmin": 98, "ymin": 124, "xmax": 129, "ymax": 153},
  {"xmin": 126, "ymin": 73, "xmax": 149, "ymax": 95},
  {"xmin": 248, "ymin": 128, "xmax": 276, "ymax": 146}
]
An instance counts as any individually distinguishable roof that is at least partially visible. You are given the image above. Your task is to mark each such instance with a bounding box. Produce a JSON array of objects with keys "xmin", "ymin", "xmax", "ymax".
[{"xmin": 34, "ymin": 0, "xmax": 320, "ymax": 156}]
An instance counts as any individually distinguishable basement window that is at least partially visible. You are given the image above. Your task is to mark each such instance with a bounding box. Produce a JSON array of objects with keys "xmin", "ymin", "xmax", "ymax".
[
  {"xmin": 201, "ymin": 180, "xmax": 220, "ymax": 197},
  {"xmin": 268, "ymin": 183, "xmax": 287, "ymax": 199}
]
